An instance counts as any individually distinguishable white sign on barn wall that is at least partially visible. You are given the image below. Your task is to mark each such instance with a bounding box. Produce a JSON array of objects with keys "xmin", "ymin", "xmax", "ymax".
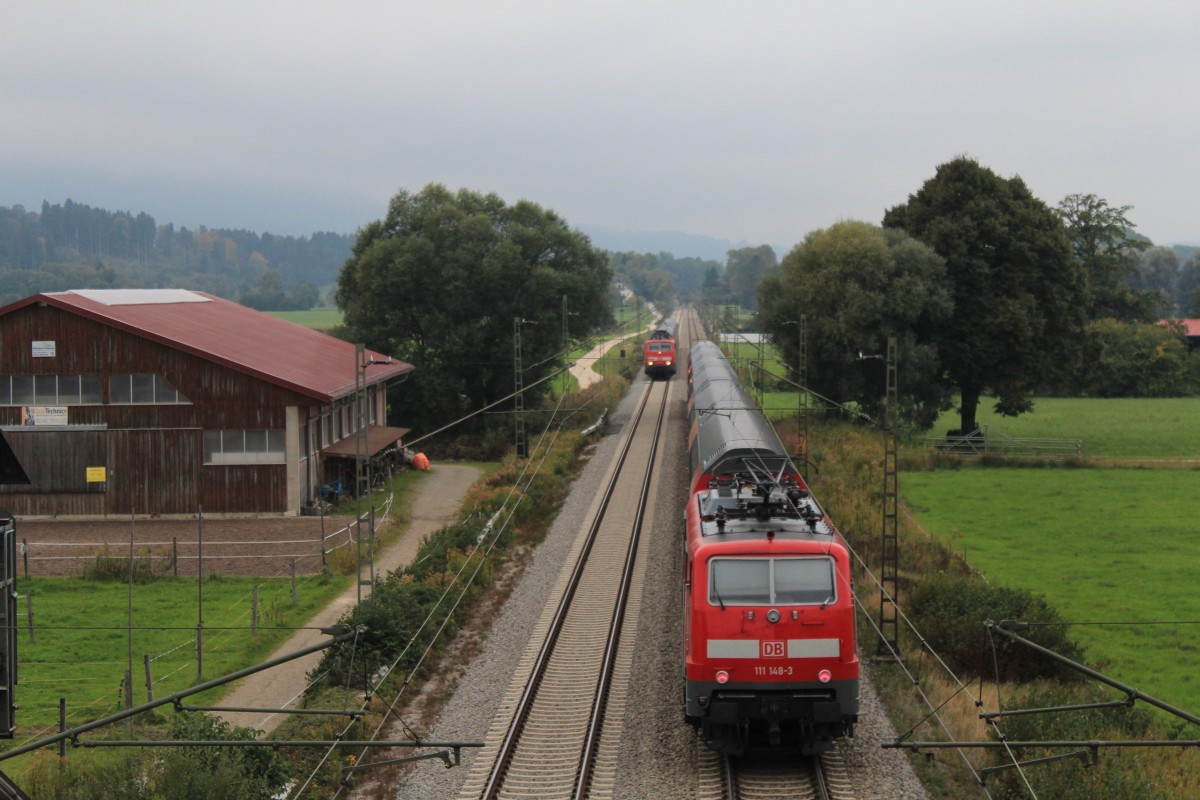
[
  {"xmin": 22, "ymin": 406, "xmax": 68, "ymax": 426},
  {"xmin": 31, "ymin": 340, "xmax": 56, "ymax": 358}
]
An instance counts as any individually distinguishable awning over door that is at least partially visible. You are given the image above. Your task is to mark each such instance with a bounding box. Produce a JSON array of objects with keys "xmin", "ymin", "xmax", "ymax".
[{"xmin": 322, "ymin": 426, "xmax": 412, "ymax": 459}]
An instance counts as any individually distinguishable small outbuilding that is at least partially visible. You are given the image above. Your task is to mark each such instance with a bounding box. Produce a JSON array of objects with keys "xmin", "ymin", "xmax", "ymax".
[{"xmin": 0, "ymin": 289, "xmax": 413, "ymax": 517}]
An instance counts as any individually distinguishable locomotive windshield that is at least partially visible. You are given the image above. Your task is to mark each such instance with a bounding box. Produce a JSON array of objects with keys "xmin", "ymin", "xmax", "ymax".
[
  {"xmin": 708, "ymin": 557, "xmax": 835, "ymax": 606},
  {"xmin": 648, "ymin": 342, "xmax": 673, "ymax": 352}
]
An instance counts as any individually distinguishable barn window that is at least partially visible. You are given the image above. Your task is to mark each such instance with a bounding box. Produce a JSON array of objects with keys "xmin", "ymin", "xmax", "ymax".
[
  {"xmin": 0, "ymin": 375, "xmax": 103, "ymax": 405},
  {"xmin": 109, "ymin": 374, "xmax": 190, "ymax": 404},
  {"xmin": 708, "ymin": 557, "xmax": 835, "ymax": 607},
  {"xmin": 204, "ymin": 429, "xmax": 286, "ymax": 465}
]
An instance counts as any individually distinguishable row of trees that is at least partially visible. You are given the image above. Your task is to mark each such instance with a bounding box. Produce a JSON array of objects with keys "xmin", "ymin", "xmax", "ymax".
[
  {"xmin": 757, "ymin": 157, "xmax": 1198, "ymax": 435},
  {"xmin": 0, "ymin": 201, "xmax": 352, "ymax": 308},
  {"xmin": 332, "ymin": 166, "xmax": 1196, "ymax": 445}
]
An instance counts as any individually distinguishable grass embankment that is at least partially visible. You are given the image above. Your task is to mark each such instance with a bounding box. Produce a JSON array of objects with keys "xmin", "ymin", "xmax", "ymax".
[
  {"xmin": 904, "ymin": 469, "xmax": 1200, "ymax": 714},
  {"xmin": 801, "ymin": 395, "xmax": 1200, "ymax": 799}
]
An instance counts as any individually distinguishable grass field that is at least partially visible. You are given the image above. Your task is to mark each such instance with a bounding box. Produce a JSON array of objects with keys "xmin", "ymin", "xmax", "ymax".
[
  {"xmin": 10, "ymin": 573, "xmax": 348, "ymax": 739},
  {"xmin": 931, "ymin": 396, "xmax": 1200, "ymax": 458},
  {"xmin": 902, "ymin": 468, "xmax": 1200, "ymax": 717},
  {"xmin": 268, "ymin": 308, "xmax": 343, "ymax": 330}
]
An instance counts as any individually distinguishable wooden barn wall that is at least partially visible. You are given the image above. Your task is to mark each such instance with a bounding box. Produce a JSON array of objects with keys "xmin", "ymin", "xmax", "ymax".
[
  {"xmin": 0, "ymin": 429, "xmax": 106, "ymax": 493},
  {"xmin": 201, "ymin": 465, "xmax": 287, "ymax": 514},
  {"xmin": 0, "ymin": 429, "xmax": 106, "ymax": 516},
  {"xmin": 0, "ymin": 305, "xmax": 317, "ymax": 515},
  {"xmin": 106, "ymin": 429, "xmax": 200, "ymax": 516}
]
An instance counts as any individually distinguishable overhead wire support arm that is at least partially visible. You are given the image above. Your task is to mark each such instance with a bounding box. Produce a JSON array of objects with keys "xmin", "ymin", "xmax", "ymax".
[
  {"xmin": 887, "ymin": 619, "xmax": 1200, "ymax": 761},
  {"xmin": 987, "ymin": 619, "xmax": 1200, "ymax": 727}
]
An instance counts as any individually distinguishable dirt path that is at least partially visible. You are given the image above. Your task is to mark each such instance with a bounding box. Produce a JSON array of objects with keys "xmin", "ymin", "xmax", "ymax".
[
  {"xmin": 570, "ymin": 305, "xmax": 658, "ymax": 389},
  {"xmin": 218, "ymin": 463, "xmax": 482, "ymax": 733}
]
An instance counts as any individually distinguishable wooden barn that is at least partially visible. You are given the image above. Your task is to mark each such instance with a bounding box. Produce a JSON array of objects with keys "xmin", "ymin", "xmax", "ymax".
[{"xmin": 0, "ymin": 289, "xmax": 413, "ymax": 517}]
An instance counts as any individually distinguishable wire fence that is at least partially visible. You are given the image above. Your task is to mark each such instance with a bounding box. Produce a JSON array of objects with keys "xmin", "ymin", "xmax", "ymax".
[{"xmin": 16, "ymin": 491, "xmax": 395, "ymax": 579}]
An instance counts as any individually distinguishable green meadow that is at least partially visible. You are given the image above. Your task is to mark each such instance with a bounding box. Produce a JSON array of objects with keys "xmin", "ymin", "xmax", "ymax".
[
  {"xmin": 10, "ymin": 573, "xmax": 347, "ymax": 741},
  {"xmin": 931, "ymin": 396, "xmax": 1200, "ymax": 458},
  {"xmin": 903, "ymin": 395, "xmax": 1200, "ymax": 717},
  {"xmin": 269, "ymin": 308, "xmax": 343, "ymax": 330}
]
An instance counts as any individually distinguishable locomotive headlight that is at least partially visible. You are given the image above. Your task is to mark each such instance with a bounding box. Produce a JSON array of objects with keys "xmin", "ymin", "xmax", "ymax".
[
  {"xmin": 818, "ymin": 669, "xmax": 832, "ymax": 683},
  {"xmin": 766, "ymin": 608, "xmax": 781, "ymax": 623},
  {"xmin": 715, "ymin": 670, "xmax": 730, "ymax": 684}
]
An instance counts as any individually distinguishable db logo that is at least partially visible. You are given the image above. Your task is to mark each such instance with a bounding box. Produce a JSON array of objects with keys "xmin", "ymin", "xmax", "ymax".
[{"xmin": 761, "ymin": 640, "xmax": 785, "ymax": 658}]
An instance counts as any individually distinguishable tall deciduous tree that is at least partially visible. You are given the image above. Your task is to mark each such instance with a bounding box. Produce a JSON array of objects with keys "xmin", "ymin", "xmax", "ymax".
[
  {"xmin": 1057, "ymin": 193, "xmax": 1154, "ymax": 321},
  {"xmin": 725, "ymin": 245, "xmax": 777, "ymax": 310},
  {"xmin": 757, "ymin": 221, "xmax": 953, "ymax": 431},
  {"xmin": 336, "ymin": 184, "xmax": 611, "ymax": 437},
  {"xmin": 883, "ymin": 157, "xmax": 1086, "ymax": 434},
  {"xmin": 1176, "ymin": 251, "xmax": 1200, "ymax": 316},
  {"xmin": 1134, "ymin": 245, "xmax": 1180, "ymax": 316}
]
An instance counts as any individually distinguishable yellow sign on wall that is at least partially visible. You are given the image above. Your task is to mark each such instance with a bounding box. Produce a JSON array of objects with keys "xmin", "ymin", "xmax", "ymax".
[{"xmin": 86, "ymin": 467, "xmax": 107, "ymax": 483}]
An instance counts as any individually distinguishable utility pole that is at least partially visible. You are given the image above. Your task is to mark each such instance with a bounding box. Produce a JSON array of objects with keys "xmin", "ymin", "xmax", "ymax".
[
  {"xmin": 354, "ymin": 345, "xmax": 392, "ymax": 602},
  {"xmin": 355, "ymin": 344, "xmax": 371, "ymax": 604},
  {"xmin": 514, "ymin": 318, "xmax": 527, "ymax": 459},
  {"xmin": 878, "ymin": 337, "xmax": 900, "ymax": 657},
  {"xmin": 784, "ymin": 317, "xmax": 809, "ymax": 483}
]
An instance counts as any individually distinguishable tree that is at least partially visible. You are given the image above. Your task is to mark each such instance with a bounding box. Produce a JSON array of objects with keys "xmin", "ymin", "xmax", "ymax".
[
  {"xmin": 1057, "ymin": 193, "xmax": 1154, "ymax": 321},
  {"xmin": 725, "ymin": 245, "xmax": 777, "ymax": 310},
  {"xmin": 336, "ymin": 184, "xmax": 612, "ymax": 437},
  {"xmin": 883, "ymin": 157, "xmax": 1086, "ymax": 434},
  {"xmin": 1076, "ymin": 319, "xmax": 1188, "ymax": 397},
  {"xmin": 1134, "ymin": 245, "xmax": 1180, "ymax": 316},
  {"xmin": 701, "ymin": 264, "xmax": 725, "ymax": 306},
  {"xmin": 757, "ymin": 221, "xmax": 953, "ymax": 431},
  {"xmin": 239, "ymin": 268, "xmax": 286, "ymax": 311},
  {"xmin": 1177, "ymin": 251, "xmax": 1200, "ymax": 316},
  {"xmin": 608, "ymin": 251, "xmax": 673, "ymax": 306}
]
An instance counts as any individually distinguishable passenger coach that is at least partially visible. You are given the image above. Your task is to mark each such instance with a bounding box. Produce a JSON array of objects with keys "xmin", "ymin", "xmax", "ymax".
[{"xmin": 683, "ymin": 341, "xmax": 859, "ymax": 755}]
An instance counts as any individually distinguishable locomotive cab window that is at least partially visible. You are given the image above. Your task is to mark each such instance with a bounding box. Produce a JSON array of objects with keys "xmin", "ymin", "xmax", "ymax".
[
  {"xmin": 649, "ymin": 342, "xmax": 673, "ymax": 352},
  {"xmin": 708, "ymin": 557, "xmax": 835, "ymax": 606}
]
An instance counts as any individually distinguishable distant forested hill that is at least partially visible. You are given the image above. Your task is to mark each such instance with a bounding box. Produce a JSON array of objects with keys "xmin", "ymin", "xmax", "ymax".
[{"xmin": 0, "ymin": 200, "xmax": 353, "ymax": 309}]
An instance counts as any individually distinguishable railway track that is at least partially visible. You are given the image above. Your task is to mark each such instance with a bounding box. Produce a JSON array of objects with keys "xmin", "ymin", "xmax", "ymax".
[
  {"xmin": 696, "ymin": 741, "xmax": 855, "ymax": 800},
  {"xmin": 458, "ymin": 374, "xmax": 673, "ymax": 800}
]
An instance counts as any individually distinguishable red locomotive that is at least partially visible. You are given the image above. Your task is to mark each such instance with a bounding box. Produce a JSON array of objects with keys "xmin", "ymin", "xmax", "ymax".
[
  {"xmin": 683, "ymin": 341, "xmax": 859, "ymax": 755},
  {"xmin": 643, "ymin": 317, "xmax": 678, "ymax": 378}
]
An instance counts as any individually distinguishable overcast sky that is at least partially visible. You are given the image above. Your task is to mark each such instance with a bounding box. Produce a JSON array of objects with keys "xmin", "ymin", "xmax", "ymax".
[{"xmin": 5, "ymin": 2, "xmax": 1199, "ymax": 255}]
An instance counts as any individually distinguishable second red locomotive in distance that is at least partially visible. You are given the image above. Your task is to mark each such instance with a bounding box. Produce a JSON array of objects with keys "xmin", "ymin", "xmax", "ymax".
[{"xmin": 644, "ymin": 316, "xmax": 678, "ymax": 379}]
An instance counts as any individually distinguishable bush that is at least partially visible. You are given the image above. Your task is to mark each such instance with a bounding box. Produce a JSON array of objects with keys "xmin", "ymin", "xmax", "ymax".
[
  {"xmin": 906, "ymin": 573, "xmax": 1085, "ymax": 682},
  {"xmin": 82, "ymin": 545, "xmax": 168, "ymax": 583},
  {"xmin": 985, "ymin": 682, "xmax": 1159, "ymax": 800},
  {"xmin": 24, "ymin": 713, "xmax": 290, "ymax": 799}
]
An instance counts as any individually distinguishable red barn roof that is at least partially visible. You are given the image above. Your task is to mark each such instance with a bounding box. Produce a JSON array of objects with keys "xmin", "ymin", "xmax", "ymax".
[
  {"xmin": 0, "ymin": 290, "xmax": 412, "ymax": 402},
  {"xmin": 1179, "ymin": 319, "xmax": 1200, "ymax": 337}
]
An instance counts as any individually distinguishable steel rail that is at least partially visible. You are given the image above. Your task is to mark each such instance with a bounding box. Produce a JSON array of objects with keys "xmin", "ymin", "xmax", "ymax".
[
  {"xmin": 572, "ymin": 378, "xmax": 668, "ymax": 799},
  {"xmin": 479, "ymin": 383, "xmax": 659, "ymax": 799}
]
